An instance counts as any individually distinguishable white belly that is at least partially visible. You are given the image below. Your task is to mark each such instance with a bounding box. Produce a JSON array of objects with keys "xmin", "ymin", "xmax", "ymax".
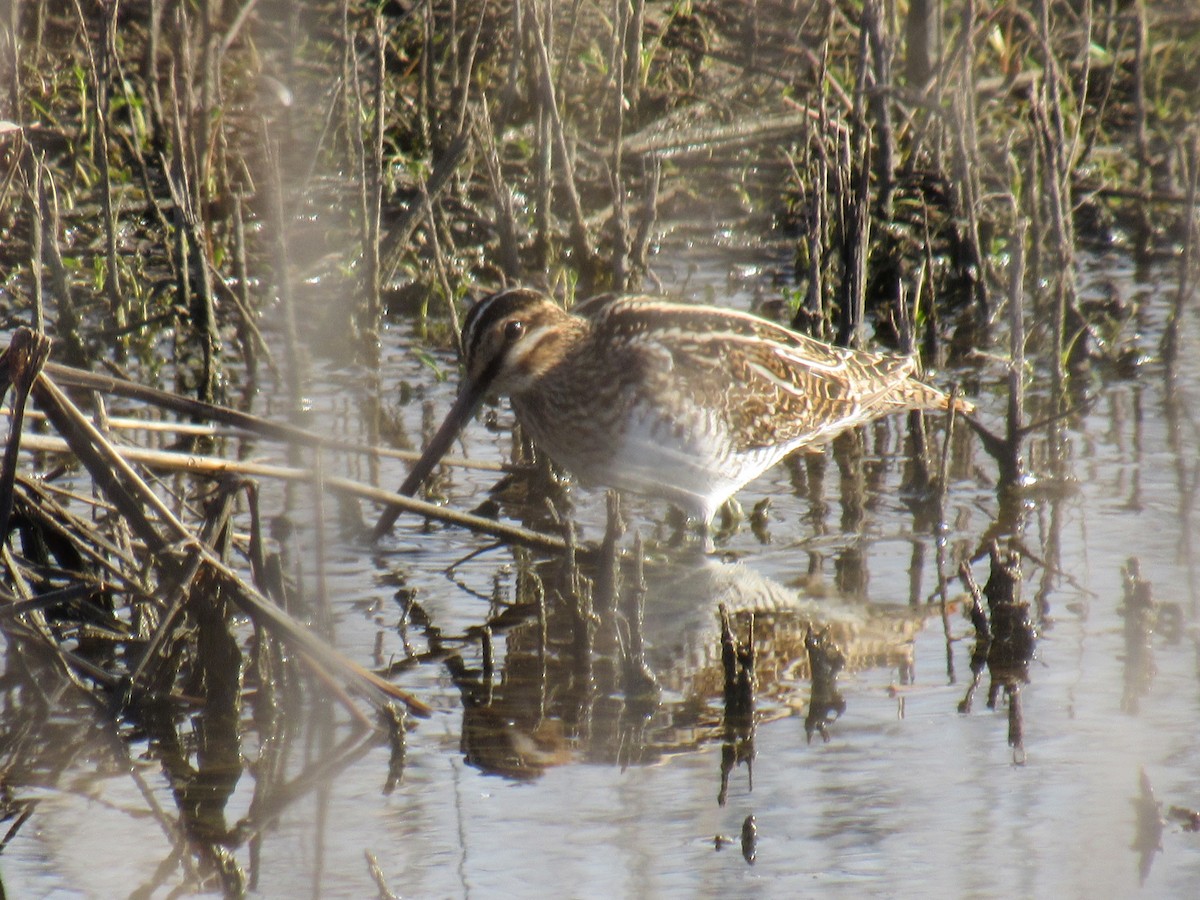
[{"xmin": 528, "ymin": 399, "xmax": 790, "ymax": 523}]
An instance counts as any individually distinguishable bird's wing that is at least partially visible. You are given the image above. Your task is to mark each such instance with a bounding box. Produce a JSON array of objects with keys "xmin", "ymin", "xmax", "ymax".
[{"xmin": 587, "ymin": 296, "xmax": 941, "ymax": 452}]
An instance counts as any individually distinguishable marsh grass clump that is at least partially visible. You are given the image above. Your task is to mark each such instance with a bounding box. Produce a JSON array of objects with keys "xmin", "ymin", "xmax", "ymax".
[
  {"xmin": 0, "ymin": 5, "xmax": 1198, "ymax": 886},
  {"xmin": 3, "ymin": 1, "xmax": 1196, "ymax": 384},
  {"xmin": 0, "ymin": 0, "xmax": 1193, "ymax": 619}
]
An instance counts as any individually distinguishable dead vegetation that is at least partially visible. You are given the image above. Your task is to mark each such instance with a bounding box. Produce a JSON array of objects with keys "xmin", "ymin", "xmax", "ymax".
[{"xmin": 0, "ymin": 1, "xmax": 1199, "ymax": 889}]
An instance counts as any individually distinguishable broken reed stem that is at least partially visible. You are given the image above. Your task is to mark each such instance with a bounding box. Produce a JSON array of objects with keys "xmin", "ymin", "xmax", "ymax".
[
  {"xmin": 6, "ymin": 406, "xmax": 233, "ymax": 439},
  {"xmin": 36, "ymin": 361, "xmax": 506, "ymax": 472},
  {"xmin": 594, "ymin": 491, "xmax": 623, "ymax": 618},
  {"xmin": 185, "ymin": 169, "xmax": 221, "ymax": 404},
  {"xmin": 26, "ymin": 150, "xmax": 44, "ymax": 333},
  {"xmin": 11, "ymin": 477, "xmax": 148, "ymax": 591},
  {"xmin": 125, "ymin": 546, "xmax": 206, "ymax": 695},
  {"xmin": 13, "ymin": 429, "xmax": 566, "ymax": 555},
  {"xmin": 29, "ymin": 370, "xmax": 433, "ymax": 716},
  {"xmin": 0, "ymin": 328, "xmax": 52, "ymax": 539},
  {"xmin": 1069, "ymin": 0, "xmax": 1094, "ymax": 171},
  {"xmin": 719, "ymin": 604, "xmax": 755, "ymax": 721},
  {"xmin": 344, "ymin": 1, "xmax": 385, "ymax": 363},
  {"xmin": 629, "ymin": 154, "xmax": 660, "ymax": 278},
  {"xmin": 4, "ymin": 2, "xmax": 21, "ymax": 127}
]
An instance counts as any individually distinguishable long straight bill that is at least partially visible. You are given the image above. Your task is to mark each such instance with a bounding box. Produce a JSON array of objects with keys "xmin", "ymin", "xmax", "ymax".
[
  {"xmin": 398, "ymin": 378, "xmax": 488, "ymax": 497},
  {"xmin": 371, "ymin": 373, "xmax": 492, "ymax": 540}
]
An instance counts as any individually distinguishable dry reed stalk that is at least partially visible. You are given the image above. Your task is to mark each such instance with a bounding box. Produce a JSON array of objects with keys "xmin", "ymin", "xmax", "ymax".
[
  {"xmin": 262, "ymin": 121, "xmax": 305, "ymax": 426},
  {"xmin": 342, "ymin": 2, "xmax": 384, "ymax": 366},
  {"xmin": 905, "ymin": 0, "xmax": 939, "ymax": 88},
  {"xmin": 1005, "ymin": 218, "xmax": 1028, "ymax": 484},
  {"xmin": 39, "ymin": 166, "xmax": 86, "ymax": 366},
  {"xmin": 123, "ymin": 544, "xmax": 205, "ymax": 697},
  {"xmin": 13, "ymin": 430, "xmax": 566, "ymax": 555},
  {"xmin": 29, "ymin": 370, "xmax": 433, "ymax": 716},
  {"xmin": 369, "ymin": 12, "xmax": 387, "ymax": 327},
  {"xmin": 472, "ymin": 100, "xmax": 522, "ymax": 279},
  {"xmin": 38, "ymin": 361, "xmax": 506, "ymax": 472},
  {"xmin": 949, "ymin": 0, "xmax": 990, "ymax": 329},
  {"xmin": 0, "ymin": 328, "xmax": 52, "ymax": 539},
  {"xmin": 231, "ymin": 195, "xmax": 262, "ymax": 386},
  {"xmin": 92, "ymin": 2, "xmax": 125, "ymax": 329},
  {"xmin": 24, "ymin": 150, "xmax": 44, "ymax": 332},
  {"xmin": 11, "ymin": 474, "xmax": 147, "ymax": 589},
  {"xmin": 594, "ymin": 492, "xmax": 623, "ymax": 621},
  {"xmin": 837, "ymin": 105, "xmax": 870, "ymax": 349},
  {"xmin": 527, "ymin": 0, "xmax": 593, "ymax": 276},
  {"xmin": 863, "ymin": 0, "xmax": 894, "ymax": 220},
  {"xmin": 610, "ymin": 0, "xmax": 630, "ymax": 291},
  {"xmin": 380, "ymin": 131, "xmax": 470, "ymax": 286},
  {"xmin": 1161, "ymin": 134, "xmax": 1199, "ymax": 368},
  {"xmin": 620, "ymin": 530, "xmax": 657, "ymax": 698}
]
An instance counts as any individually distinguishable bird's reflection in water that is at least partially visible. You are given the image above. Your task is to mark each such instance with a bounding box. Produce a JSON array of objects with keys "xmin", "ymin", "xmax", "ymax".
[{"xmin": 446, "ymin": 551, "xmax": 942, "ymax": 781}]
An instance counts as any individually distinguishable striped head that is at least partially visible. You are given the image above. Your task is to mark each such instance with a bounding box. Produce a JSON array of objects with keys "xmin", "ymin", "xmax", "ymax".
[
  {"xmin": 460, "ymin": 287, "xmax": 579, "ymax": 398},
  {"xmin": 396, "ymin": 288, "xmax": 577, "ymax": 498}
]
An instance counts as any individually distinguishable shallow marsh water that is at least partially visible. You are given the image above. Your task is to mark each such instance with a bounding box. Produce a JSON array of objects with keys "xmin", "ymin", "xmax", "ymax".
[{"xmin": 3, "ymin": 241, "xmax": 1199, "ymax": 898}]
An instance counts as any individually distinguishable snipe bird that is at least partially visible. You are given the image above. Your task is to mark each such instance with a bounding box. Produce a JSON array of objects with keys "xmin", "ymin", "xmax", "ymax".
[{"xmin": 397, "ymin": 288, "xmax": 970, "ymax": 530}]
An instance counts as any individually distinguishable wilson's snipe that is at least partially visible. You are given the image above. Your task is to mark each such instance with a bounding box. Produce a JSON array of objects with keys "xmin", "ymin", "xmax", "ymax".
[{"xmin": 395, "ymin": 288, "xmax": 970, "ymax": 530}]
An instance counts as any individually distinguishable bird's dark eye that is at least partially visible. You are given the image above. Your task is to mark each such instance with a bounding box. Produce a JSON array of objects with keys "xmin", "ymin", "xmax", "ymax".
[{"xmin": 504, "ymin": 320, "xmax": 525, "ymax": 341}]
